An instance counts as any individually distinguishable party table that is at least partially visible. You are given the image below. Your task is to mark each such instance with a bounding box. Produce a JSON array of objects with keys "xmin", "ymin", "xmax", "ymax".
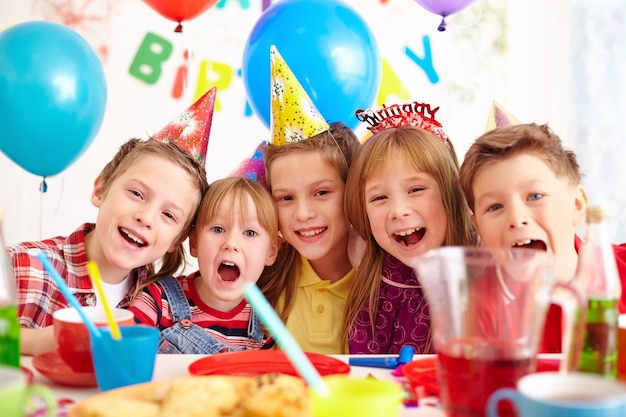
[{"xmin": 21, "ymin": 354, "xmax": 446, "ymax": 417}]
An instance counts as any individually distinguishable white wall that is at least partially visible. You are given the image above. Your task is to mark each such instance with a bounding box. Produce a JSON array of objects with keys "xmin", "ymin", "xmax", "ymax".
[{"xmin": 3, "ymin": 0, "xmax": 619, "ymax": 252}]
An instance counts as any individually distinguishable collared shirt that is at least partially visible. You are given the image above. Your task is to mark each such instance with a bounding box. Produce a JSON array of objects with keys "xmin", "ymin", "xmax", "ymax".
[
  {"xmin": 282, "ymin": 255, "xmax": 354, "ymax": 354},
  {"xmin": 9, "ymin": 223, "xmax": 148, "ymax": 328}
]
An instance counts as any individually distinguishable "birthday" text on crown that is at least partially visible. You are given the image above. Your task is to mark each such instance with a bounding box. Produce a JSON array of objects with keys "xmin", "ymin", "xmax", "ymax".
[{"xmin": 355, "ymin": 102, "xmax": 442, "ymax": 131}]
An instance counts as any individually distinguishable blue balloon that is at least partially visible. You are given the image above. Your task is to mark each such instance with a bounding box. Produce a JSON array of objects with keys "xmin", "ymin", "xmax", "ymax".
[
  {"xmin": 242, "ymin": 0, "xmax": 381, "ymax": 130},
  {"xmin": 0, "ymin": 21, "xmax": 107, "ymax": 177}
]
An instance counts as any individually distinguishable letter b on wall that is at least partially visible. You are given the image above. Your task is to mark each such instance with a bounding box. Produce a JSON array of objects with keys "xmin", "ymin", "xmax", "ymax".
[{"xmin": 129, "ymin": 33, "xmax": 173, "ymax": 84}]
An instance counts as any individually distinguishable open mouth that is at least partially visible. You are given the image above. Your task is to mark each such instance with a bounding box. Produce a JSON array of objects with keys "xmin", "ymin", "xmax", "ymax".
[
  {"xmin": 393, "ymin": 228, "xmax": 425, "ymax": 247},
  {"xmin": 218, "ymin": 262, "xmax": 240, "ymax": 282},
  {"xmin": 119, "ymin": 227, "xmax": 146, "ymax": 247},
  {"xmin": 512, "ymin": 239, "xmax": 547, "ymax": 251}
]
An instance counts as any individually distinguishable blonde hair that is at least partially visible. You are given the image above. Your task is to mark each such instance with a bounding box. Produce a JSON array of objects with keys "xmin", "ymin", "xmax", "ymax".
[
  {"xmin": 341, "ymin": 126, "xmax": 474, "ymax": 347},
  {"xmin": 102, "ymin": 138, "xmax": 209, "ymax": 283},
  {"xmin": 259, "ymin": 122, "xmax": 360, "ymax": 321},
  {"xmin": 195, "ymin": 177, "xmax": 278, "ymax": 238},
  {"xmin": 459, "ymin": 123, "xmax": 582, "ymax": 211}
]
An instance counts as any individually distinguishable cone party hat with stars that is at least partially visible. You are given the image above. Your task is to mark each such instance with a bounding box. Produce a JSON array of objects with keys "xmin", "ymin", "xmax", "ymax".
[
  {"xmin": 485, "ymin": 101, "xmax": 521, "ymax": 132},
  {"xmin": 152, "ymin": 87, "xmax": 216, "ymax": 166},
  {"xmin": 228, "ymin": 140, "xmax": 267, "ymax": 187},
  {"xmin": 269, "ymin": 45, "xmax": 329, "ymax": 146}
]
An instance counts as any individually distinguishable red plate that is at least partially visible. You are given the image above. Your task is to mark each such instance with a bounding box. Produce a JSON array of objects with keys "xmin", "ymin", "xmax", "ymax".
[
  {"xmin": 402, "ymin": 357, "xmax": 439, "ymax": 396},
  {"xmin": 188, "ymin": 350, "xmax": 350, "ymax": 377},
  {"xmin": 32, "ymin": 350, "xmax": 97, "ymax": 387}
]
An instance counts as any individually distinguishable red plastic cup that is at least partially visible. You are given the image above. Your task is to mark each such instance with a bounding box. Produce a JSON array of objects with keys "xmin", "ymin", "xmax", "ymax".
[{"xmin": 53, "ymin": 307, "xmax": 134, "ymax": 373}]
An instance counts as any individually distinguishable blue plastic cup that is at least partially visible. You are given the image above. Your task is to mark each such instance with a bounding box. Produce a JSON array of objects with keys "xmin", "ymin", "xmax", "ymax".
[
  {"xmin": 487, "ymin": 371, "xmax": 626, "ymax": 417},
  {"xmin": 90, "ymin": 325, "xmax": 159, "ymax": 391}
]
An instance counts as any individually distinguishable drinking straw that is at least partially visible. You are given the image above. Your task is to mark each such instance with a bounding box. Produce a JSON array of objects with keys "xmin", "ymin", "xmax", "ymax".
[
  {"xmin": 87, "ymin": 261, "xmax": 122, "ymax": 340},
  {"xmin": 36, "ymin": 251, "xmax": 101, "ymax": 338},
  {"xmin": 243, "ymin": 282, "xmax": 330, "ymax": 397},
  {"xmin": 38, "ymin": 251, "xmax": 138, "ymax": 388}
]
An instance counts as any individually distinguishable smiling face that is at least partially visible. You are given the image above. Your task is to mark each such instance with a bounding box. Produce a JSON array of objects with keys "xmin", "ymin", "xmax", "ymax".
[
  {"xmin": 269, "ymin": 151, "xmax": 351, "ymax": 280},
  {"xmin": 364, "ymin": 158, "xmax": 448, "ymax": 266},
  {"xmin": 191, "ymin": 193, "xmax": 279, "ymax": 311},
  {"xmin": 88, "ymin": 154, "xmax": 200, "ymax": 283},
  {"xmin": 471, "ymin": 153, "xmax": 587, "ymax": 281}
]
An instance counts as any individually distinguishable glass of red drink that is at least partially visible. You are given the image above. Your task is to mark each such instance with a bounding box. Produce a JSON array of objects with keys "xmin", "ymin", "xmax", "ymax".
[{"xmin": 412, "ymin": 247, "xmax": 582, "ymax": 417}]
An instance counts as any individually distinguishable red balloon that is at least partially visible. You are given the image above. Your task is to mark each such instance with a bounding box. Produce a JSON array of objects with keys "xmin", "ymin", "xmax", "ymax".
[{"xmin": 143, "ymin": 0, "xmax": 218, "ymax": 31}]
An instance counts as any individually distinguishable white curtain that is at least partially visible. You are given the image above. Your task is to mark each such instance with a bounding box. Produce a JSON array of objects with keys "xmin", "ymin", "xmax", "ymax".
[{"xmin": 568, "ymin": 0, "xmax": 626, "ymax": 241}]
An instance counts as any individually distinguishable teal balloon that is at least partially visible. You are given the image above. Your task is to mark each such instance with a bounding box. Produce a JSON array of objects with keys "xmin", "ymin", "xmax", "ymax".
[
  {"xmin": 0, "ymin": 21, "xmax": 107, "ymax": 177},
  {"xmin": 242, "ymin": 0, "xmax": 381, "ymax": 130}
]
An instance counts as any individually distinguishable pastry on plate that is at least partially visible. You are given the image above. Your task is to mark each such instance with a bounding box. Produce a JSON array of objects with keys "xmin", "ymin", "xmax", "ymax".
[{"xmin": 73, "ymin": 374, "xmax": 311, "ymax": 417}]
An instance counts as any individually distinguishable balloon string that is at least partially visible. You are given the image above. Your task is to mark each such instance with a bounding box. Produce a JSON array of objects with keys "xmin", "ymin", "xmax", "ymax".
[
  {"xmin": 184, "ymin": 46, "xmax": 190, "ymax": 98},
  {"xmin": 179, "ymin": 30, "xmax": 192, "ymax": 101},
  {"xmin": 442, "ymin": 23, "xmax": 450, "ymax": 129},
  {"xmin": 39, "ymin": 179, "xmax": 44, "ymax": 239}
]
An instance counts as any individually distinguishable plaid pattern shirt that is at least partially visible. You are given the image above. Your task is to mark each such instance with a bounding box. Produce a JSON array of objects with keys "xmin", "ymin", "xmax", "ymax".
[{"xmin": 9, "ymin": 223, "xmax": 149, "ymax": 328}]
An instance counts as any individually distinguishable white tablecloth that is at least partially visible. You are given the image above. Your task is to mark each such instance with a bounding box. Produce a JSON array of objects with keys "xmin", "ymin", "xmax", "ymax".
[{"xmin": 21, "ymin": 354, "xmax": 445, "ymax": 417}]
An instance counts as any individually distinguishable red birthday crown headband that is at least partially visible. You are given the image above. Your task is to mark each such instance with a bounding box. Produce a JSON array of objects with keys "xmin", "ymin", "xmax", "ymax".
[{"xmin": 355, "ymin": 102, "xmax": 449, "ymax": 144}]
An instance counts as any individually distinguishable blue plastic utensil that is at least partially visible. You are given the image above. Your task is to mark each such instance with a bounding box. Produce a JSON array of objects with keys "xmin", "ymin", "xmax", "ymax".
[{"xmin": 349, "ymin": 345, "xmax": 416, "ymax": 369}]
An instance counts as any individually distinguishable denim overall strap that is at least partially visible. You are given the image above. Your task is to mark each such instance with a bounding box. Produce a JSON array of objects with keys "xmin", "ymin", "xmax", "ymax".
[
  {"xmin": 248, "ymin": 309, "xmax": 266, "ymax": 344},
  {"xmin": 159, "ymin": 276, "xmax": 192, "ymax": 322},
  {"xmin": 157, "ymin": 276, "xmax": 257, "ymax": 354},
  {"xmin": 157, "ymin": 276, "xmax": 220, "ymax": 354}
]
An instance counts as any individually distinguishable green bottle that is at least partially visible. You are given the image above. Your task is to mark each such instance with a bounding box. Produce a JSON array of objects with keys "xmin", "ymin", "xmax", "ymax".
[
  {"xmin": 576, "ymin": 206, "xmax": 620, "ymax": 377},
  {"xmin": 0, "ymin": 207, "xmax": 20, "ymax": 368}
]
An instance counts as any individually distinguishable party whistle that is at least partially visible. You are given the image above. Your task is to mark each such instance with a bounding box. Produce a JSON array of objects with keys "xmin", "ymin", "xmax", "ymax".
[{"xmin": 349, "ymin": 345, "xmax": 415, "ymax": 369}]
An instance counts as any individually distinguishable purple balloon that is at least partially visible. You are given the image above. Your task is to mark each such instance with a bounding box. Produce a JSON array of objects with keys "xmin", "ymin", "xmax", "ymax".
[{"xmin": 414, "ymin": 0, "xmax": 477, "ymax": 31}]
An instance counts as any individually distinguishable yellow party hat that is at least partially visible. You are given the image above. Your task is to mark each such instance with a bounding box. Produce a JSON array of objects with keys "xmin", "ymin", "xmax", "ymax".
[
  {"xmin": 485, "ymin": 101, "xmax": 521, "ymax": 132},
  {"xmin": 269, "ymin": 45, "xmax": 329, "ymax": 146}
]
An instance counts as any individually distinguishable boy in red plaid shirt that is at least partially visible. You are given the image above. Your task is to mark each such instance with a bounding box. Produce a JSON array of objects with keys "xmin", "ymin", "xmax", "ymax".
[{"xmin": 10, "ymin": 137, "xmax": 209, "ymax": 355}]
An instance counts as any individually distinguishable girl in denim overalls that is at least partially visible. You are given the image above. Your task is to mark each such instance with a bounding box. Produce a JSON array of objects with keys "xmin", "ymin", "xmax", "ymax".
[{"xmin": 128, "ymin": 177, "xmax": 281, "ymax": 353}]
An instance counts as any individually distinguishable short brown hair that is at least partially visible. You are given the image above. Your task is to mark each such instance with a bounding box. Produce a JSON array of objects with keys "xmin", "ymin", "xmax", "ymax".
[
  {"xmin": 459, "ymin": 123, "xmax": 582, "ymax": 211},
  {"xmin": 102, "ymin": 138, "xmax": 209, "ymax": 283}
]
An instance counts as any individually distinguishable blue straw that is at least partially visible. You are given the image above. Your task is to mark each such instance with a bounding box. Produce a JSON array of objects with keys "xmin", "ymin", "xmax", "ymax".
[
  {"xmin": 36, "ymin": 251, "xmax": 101, "ymax": 338},
  {"xmin": 243, "ymin": 283, "xmax": 330, "ymax": 397}
]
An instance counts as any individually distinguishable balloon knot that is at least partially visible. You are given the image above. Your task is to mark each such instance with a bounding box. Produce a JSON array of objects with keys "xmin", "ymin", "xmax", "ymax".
[
  {"xmin": 438, "ymin": 17, "xmax": 447, "ymax": 32},
  {"xmin": 39, "ymin": 178, "xmax": 48, "ymax": 193},
  {"xmin": 175, "ymin": 23, "xmax": 183, "ymax": 33}
]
